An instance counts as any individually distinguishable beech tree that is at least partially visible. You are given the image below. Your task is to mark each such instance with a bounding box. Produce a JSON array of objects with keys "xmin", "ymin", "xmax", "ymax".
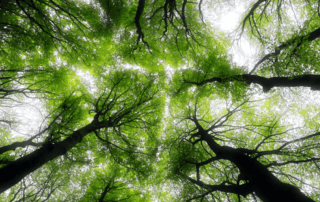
[{"xmin": 0, "ymin": 0, "xmax": 320, "ymax": 201}]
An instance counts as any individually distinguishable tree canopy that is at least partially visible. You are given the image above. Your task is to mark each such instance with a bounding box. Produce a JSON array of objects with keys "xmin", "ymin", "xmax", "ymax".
[{"xmin": 1, "ymin": 0, "xmax": 320, "ymax": 201}]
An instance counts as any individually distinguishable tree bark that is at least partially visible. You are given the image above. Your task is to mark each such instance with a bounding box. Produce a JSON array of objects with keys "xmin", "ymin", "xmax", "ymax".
[
  {"xmin": 201, "ymin": 132, "xmax": 315, "ymax": 202},
  {"xmin": 0, "ymin": 122, "xmax": 98, "ymax": 194}
]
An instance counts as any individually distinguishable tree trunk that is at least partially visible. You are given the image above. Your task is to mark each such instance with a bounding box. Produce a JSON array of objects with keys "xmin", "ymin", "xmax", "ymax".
[
  {"xmin": 0, "ymin": 122, "xmax": 97, "ymax": 193},
  {"xmin": 202, "ymin": 132, "xmax": 315, "ymax": 202}
]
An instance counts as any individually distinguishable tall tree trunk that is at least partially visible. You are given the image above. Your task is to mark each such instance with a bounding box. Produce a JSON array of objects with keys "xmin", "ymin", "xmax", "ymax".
[
  {"xmin": 0, "ymin": 122, "xmax": 98, "ymax": 193},
  {"xmin": 201, "ymin": 132, "xmax": 315, "ymax": 202}
]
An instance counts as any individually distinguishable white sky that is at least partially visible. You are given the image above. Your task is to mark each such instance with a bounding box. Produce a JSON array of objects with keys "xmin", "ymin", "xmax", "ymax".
[{"xmin": 202, "ymin": 0, "xmax": 260, "ymax": 71}]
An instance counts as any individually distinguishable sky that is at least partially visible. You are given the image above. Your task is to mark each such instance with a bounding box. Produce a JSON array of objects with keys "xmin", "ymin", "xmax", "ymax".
[{"xmin": 202, "ymin": 0, "xmax": 260, "ymax": 71}]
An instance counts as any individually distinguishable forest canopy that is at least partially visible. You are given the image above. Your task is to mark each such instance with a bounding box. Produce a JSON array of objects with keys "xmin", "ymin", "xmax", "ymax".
[{"xmin": 1, "ymin": 0, "xmax": 320, "ymax": 201}]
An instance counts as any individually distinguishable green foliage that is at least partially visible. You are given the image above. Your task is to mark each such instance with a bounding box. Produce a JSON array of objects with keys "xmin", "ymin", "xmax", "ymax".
[{"xmin": 1, "ymin": 0, "xmax": 320, "ymax": 201}]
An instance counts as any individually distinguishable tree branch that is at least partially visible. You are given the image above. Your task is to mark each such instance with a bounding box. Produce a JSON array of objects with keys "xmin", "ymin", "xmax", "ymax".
[
  {"xmin": 184, "ymin": 74, "xmax": 320, "ymax": 92},
  {"xmin": 135, "ymin": 0, "xmax": 149, "ymax": 48},
  {"xmin": 187, "ymin": 177, "xmax": 254, "ymax": 197},
  {"xmin": 250, "ymin": 26, "xmax": 320, "ymax": 74}
]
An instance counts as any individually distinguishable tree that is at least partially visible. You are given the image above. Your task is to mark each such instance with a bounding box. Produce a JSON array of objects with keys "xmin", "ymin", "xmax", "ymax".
[
  {"xmin": 0, "ymin": 0, "xmax": 320, "ymax": 201},
  {"xmin": 163, "ymin": 91, "xmax": 319, "ymax": 201}
]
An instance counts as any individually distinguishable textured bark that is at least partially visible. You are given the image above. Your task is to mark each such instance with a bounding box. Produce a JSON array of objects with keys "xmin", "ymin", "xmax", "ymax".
[
  {"xmin": 0, "ymin": 122, "xmax": 98, "ymax": 193},
  {"xmin": 201, "ymin": 132, "xmax": 315, "ymax": 202},
  {"xmin": 185, "ymin": 74, "xmax": 320, "ymax": 92}
]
